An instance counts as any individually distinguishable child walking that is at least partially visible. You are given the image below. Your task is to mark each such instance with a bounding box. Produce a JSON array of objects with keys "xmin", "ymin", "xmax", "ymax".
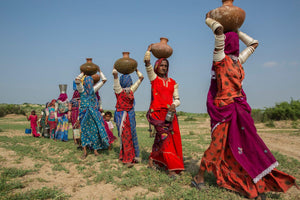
[
  {"xmin": 104, "ymin": 111, "xmax": 117, "ymax": 150},
  {"xmin": 26, "ymin": 110, "xmax": 40, "ymax": 137}
]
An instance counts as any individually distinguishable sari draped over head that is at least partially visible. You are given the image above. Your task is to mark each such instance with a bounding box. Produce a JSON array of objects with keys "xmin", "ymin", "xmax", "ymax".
[
  {"xmin": 147, "ymin": 58, "xmax": 184, "ymax": 173},
  {"xmin": 79, "ymin": 76, "xmax": 109, "ymax": 150},
  {"xmin": 55, "ymin": 92, "xmax": 69, "ymax": 141},
  {"xmin": 201, "ymin": 32, "xmax": 296, "ymax": 198},
  {"xmin": 70, "ymin": 82, "xmax": 80, "ymax": 128},
  {"xmin": 114, "ymin": 74, "xmax": 140, "ymax": 163},
  {"xmin": 154, "ymin": 58, "xmax": 169, "ymax": 76}
]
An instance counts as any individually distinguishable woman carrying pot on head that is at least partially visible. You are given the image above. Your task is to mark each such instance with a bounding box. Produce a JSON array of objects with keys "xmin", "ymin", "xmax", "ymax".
[
  {"xmin": 144, "ymin": 45, "xmax": 184, "ymax": 178},
  {"xmin": 191, "ymin": 14, "xmax": 297, "ymax": 199},
  {"xmin": 69, "ymin": 81, "xmax": 81, "ymax": 148},
  {"xmin": 54, "ymin": 85, "xmax": 70, "ymax": 142},
  {"xmin": 75, "ymin": 70, "xmax": 109, "ymax": 159},
  {"xmin": 45, "ymin": 99, "xmax": 57, "ymax": 139},
  {"xmin": 113, "ymin": 67, "xmax": 143, "ymax": 167}
]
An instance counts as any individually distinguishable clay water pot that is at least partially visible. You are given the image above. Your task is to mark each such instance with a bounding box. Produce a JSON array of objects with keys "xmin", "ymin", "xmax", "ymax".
[
  {"xmin": 151, "ymin": 37, "xmax": 173, "ymax": 59},
  {"xmin": 209, "ymin": 0, "xmax": 245, "ymax": 32},
  {"xmin": 80, "ymin": 58, "xmax": 100, "ymax": 76},
  {"xmin": 92, "ymin": 73, "xmax": 100, "ymax": 84},
  {"xmin": 114, "ymin": 52, "xmax": 137, "ymax": 74}
]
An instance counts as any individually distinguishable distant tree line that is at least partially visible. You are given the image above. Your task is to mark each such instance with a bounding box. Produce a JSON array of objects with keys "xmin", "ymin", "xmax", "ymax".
[
  {"xmin": 0, "ymin": 104, "xmax": 26, "ymax": 117},
  {"xmin": 251, "ymin": 99, "xmax": 300, "ymax": 122}
]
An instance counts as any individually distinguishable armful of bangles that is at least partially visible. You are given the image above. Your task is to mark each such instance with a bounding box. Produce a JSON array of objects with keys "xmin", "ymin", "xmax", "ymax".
[
  {"xmin": 238, "ymin": 30, "xmax": 259, "ymax": 64},
  {"xmin": 130, "ymin": 69, "xmax": 144, "ymax": 93},
  {"xmin": 112, "ymin": 67, "xmax": 122, "ymax": 94}
]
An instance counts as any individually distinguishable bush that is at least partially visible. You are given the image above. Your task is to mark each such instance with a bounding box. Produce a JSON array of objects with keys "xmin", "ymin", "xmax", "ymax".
[
  {"xmin": 0, "ymin": 104, "xmax": 27, "ymax": 117},
  {"xmin": 263, "ymin": 99, "xmax": 300, "ymax": 121},
  {"xmin": 251, "ymin": 99, "xmax": 300, "ymax": 123}
]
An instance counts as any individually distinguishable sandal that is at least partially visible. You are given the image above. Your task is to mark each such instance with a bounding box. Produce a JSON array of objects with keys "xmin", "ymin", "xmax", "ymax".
[{"xmin": 191, "ymin": 177, "xmax": 206, "ymax": 190}]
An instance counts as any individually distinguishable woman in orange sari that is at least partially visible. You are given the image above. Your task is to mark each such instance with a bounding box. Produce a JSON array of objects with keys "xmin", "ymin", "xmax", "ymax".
[
  {"xmin": 144, "ymin": 45, "xmax": 184, "ymax": 178},
  {"xmin": 192, "ymin": 14, "xmax": 297, "ymax": 199}
]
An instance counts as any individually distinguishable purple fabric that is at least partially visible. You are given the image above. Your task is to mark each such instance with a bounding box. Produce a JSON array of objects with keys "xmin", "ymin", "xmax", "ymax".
[
  {"xmin": 207, "ymin": 67, "xmax": 277, "ymax": 182},
  {"xmin": 58, "ymin": 93, "xmax": 68, "ymax": 101},
  {"xmin": 224, "ymin": 32, "xmax": 239, "ymax": 57},
  {"xmin": 95, "ymin": 91, "xmax": 100, "ymax": 101},
  {"xmin": 72, "ymin": 90, "xmax": 80, "ymax": 99}
]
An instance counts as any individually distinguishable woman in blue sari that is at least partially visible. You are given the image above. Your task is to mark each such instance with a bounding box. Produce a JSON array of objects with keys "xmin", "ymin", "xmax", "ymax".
[{"xmin": 75, "ymin": 72, "xmax": 109, "ymax": 159}]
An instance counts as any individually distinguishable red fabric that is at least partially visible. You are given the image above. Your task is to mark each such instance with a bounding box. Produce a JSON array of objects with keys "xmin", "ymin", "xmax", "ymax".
[
  {"xmin": 48, "ymin": 121, "xmax": 57, "ymax": 139},
  {"xmin": 28, "ymin": 115, "xmax": 40, "ymax": 137},
  {"xmin": 150, "ymin": 77, "xmax": 176, "ymax": 112},
  {"xmin": 214, "ymin": 55, "xmax": 245, "ymax": 105},
  {"xmin": 149, "ymin": 109, "xmax": 184, "ymax": 172},
  {"xmin": 119, "ymin": 114, "xmax": 135, "ymax": 163},
  {"xmin": 148, "ymin": 75, "xmax": 184, "ymax": 173},
  {"xmin": 115, "ymin": 90, "xmax": 134, "ymax": 112}
]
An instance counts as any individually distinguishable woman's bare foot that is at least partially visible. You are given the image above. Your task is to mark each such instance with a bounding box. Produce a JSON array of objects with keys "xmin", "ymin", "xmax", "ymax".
[
  {"xmin": 194, "ymin": 174, "xmax": 204, "ymax": 184},
  {"xmin": 94, "ymin": 150, "xmax": 100, "ymax": 156},
  {"xmin": 168, "ymin": 171, "xmax": 177, "ymax": 179}
]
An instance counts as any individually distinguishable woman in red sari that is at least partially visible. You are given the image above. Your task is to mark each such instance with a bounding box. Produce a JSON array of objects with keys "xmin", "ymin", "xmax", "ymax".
[
  {"xmin": 113, "ymin": 67, "xmax": 144, "ymax": 167},
  {"xmin": 144, "ymin": 45, "xmax": 184, "ymax": 178},
  {"xmin": 192, "ymin": 14, "xmax": 297, "ymax": 199}
]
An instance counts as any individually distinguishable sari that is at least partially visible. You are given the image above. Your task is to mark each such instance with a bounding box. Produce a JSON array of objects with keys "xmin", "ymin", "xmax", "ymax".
[
  {"xmin": 79, "ymin": 76, "xmax": 109, "ymax": 150},
  {"xmin": 114, "ymin": 74, "xmax": 140, "ymax": 163},
  {"xmin": 200, "ymin": 32, "xmax": 296, "ymax": 198},
  {"xmin": 147, "ymin": 58, "xmax": 184, "ymax": 173}
]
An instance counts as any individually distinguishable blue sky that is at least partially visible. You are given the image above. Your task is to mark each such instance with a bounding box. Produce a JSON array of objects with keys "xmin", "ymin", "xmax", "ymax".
[{"xmin": 0, "ymin": 0, "xmax": 299, "ymax": 113}]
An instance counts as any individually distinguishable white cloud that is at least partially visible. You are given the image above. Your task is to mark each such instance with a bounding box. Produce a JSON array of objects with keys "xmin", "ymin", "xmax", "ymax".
[{"xmin": 263, "ymin": 61, "xmax": 278, "ymax": 68}]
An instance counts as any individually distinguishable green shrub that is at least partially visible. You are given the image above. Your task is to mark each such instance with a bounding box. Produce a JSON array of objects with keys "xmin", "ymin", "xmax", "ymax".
[
  {"xmin": 0, "ymin": 104, "xmax": 26, "ymax": 117},
  {"xmin": 265, "ymin": 120, "xmax": 275, "ymax": 128}
]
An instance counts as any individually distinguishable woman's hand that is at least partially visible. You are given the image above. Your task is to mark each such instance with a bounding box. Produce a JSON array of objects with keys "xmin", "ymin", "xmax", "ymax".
[
  {"xmin": 168, "ymin": 104, "xmax": 176, "ymax": 112},
  {"xmin": 136, "ymin": 69, "xmax": 144, "ymax": 81},
  {"xmin": 205, "ymin": 11, "xmax": 211, "ymax": 19},
  {"xmin": 147, "ymin": 44, "xmax": 153, "ymax": 52},
  {"xmin": 144, "ymin": 60, "xmax": 150, "ymax": 67},
  {"xmin": 112, "ymin": 65, "xmax": 118, "ymax": 79}
]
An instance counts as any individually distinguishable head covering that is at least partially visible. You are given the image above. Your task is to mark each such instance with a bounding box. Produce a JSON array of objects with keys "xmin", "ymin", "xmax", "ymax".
[
  {"xmin": 49, "ymin": 99, "xmax": 56, "ymax": 106},
  {"xmin": 58, "ymin": 93, "xmax": 68, "ymax": 102},
  {"xmin": 154, "ymin": 58, "xmax": 169, "ymax": 77},
  {"xmin": 73, "ymin": 80, "xmax": 77, "ymax": 91},
  {"xmin": 119, "ymin": 74, "xmax": 133, "ymax": 88},
  {"xmin": 224, "ymin": 32, "xmax": 239, "ymax": 57},
  {"xmin": 83, "ymin": 76, "xmax": 94, "ymax": 95},
  {"xmin": 72, "ymin": 90, "xmax": 80, "ymax": 99}
]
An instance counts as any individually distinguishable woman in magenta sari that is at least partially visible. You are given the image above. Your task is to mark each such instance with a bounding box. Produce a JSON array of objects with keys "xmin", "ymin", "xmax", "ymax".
[{"xmin": 192, "ymin": 14, "xmax": 297, "ymax": 199}]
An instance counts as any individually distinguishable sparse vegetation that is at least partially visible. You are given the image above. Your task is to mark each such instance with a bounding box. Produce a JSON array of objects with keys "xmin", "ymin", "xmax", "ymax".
[{"xmin": 0, "ymin": 105, "xmax": 299, "ymax": 199}]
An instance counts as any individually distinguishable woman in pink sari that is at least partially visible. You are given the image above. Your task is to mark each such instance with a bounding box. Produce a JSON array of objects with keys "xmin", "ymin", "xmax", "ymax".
[{"xmin": 26, "ymin": 110, "xmax": 40, "ymax": 137}]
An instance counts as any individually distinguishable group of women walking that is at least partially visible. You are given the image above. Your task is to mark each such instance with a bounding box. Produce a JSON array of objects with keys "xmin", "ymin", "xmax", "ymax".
[{"xmin": 64, "ymin": 14, "xmax": 299, "ymax": 199}]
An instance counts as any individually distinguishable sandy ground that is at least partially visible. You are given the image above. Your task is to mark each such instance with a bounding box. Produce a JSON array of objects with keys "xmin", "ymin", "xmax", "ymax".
[{"xmin": 0, "ymin": 114, "xmax": 299, "ymax": 199}]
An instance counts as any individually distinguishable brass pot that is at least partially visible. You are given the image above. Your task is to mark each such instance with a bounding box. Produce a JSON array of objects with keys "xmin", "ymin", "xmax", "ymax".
[
  {"xmin": 80, "ymin": 58, "xmax": 99, "ymax": 76},
  {"xmin": 114, "ymin": 52, "xmax": 137, "ymax": 74},
  {"xmin": 151, "ymin": 37, "xmax": 173, "ymax": 59},
  {"xmin": 209, "ymin": 0, "xmax": 245, "ymax": 32}
]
